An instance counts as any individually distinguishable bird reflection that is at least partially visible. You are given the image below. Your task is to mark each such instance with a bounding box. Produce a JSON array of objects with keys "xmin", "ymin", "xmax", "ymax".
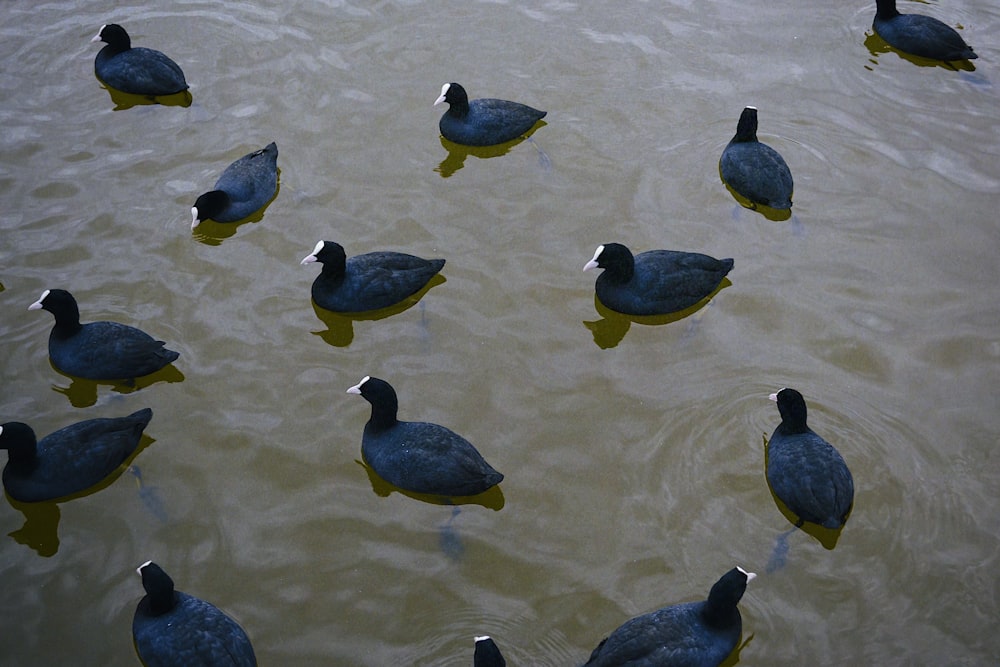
[
  {"xmin": 356, "ymin": 459, "xmax": 505, "ymax": 511},
  {"xmin": 435, "ymin": 123, "xmax": 548, "ymax": 177},
  {"xmin": 863, "ymin": 32, "xmax": 976, "ymax": 71},
  {"xmin": 97, "ymin": 81, "xmax": 193, "ymax": 110},
  {"xmin": 4, "ymin": 434, "xmax": 153, "ymax": 557},
  {"xmin": 719, "ymin": 179, "xmax": 793, "ymax": 222},
  {"xmin": 190, "ymin": 179, "xmax": 281, "ymax": 246},
  {"xmin": 583, "ymin": 281, "xmax": 730, "ymax": 349},
  {"xmin": 308, "ymin": 275, "xmax": 445, "ymax": 348},
  {"xmin": 50, "ymin": 363, "xmax": 185, "ymax": 408}
]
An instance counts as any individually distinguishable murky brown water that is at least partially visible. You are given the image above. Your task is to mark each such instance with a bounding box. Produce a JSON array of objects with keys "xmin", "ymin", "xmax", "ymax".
[{"xmin": 2, "ymin": 1, "xmax": 999, "ymax": 665}]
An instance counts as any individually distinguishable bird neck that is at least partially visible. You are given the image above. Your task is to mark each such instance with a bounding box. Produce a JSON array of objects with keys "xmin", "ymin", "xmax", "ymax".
[
  {"xmin": 700, "ymin": 598, "xmax": 740, "ymax": 629},
  {"xmin": 366, "ymin": 398, "xmax": 399, "ymax": 433},
  {"xmin": 875, "ymin": 0, "xmax": 899, "ymax": 20}
]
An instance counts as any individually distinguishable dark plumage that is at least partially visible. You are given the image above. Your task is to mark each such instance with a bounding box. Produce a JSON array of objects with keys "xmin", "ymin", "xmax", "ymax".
[
  {"xmin": 346, "ymin": 376, "xmax": 503, "ymax": 496},
  {"xmin": 434, "ymin": 82, "xmax": 546, "ymax": 146},
  {"xmin": 767, "ymin": 388, "xmax": 855, "ymax": 530},
  {"xmin": 585, "ymin": 567, "xmax": 756, "ymax": 667},
  {"xmin": 91, "ymin": 23, "xmax": 188, "ymax": 96},
  {"xmin": 300, "ymin": 241, "xmax": 445, "ymax": 313},
  {"xmin": 0, "ymin": 408, "xmax": 152, "ymax": 503},
  {"xmin": 583, "ymin": 243, "xmax": 733, "ymax": 316},
  {"xmin": 191, "ymin": 142, "xmax": 279, "ymax": 227},
  {"xmin": 474, "ymin": 636, "xmax": 506, "ymax": 667},
  {"xmin": 29, "ymin": 289, "xmax": 179, "ymax": 381},
  {"xmin": 133, "ymin": 561, "xmax": 257, "ymax": 667},
  {"xmin": 874, "ymin": 0, "xmax": 977, "ymax": 61},
  {"xmin": 720, "ymin": 106, "xmax": 793, "ymax": 210}
]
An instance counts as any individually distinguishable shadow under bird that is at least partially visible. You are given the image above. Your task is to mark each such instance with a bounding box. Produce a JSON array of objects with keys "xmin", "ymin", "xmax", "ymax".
[
  {"xmin": 474, "ymin": 635, "xmax": 506, "ymax": 667},
  {"xmin": 435, "ymin": 82, "xmax": 546, "ymax": 146},
  {"xmin": 192, "ymin": 142, "xmax": 279, "ymax": 228},
  {"xmin": 767, "ymin": 388, "xmax": 855, "ymax": 530},
  {"xmin": 720, "ymin": 106, "xmax": 793, "ymax": 211},
  {"xmin": 584, "ymin": 243, "xmax": 733, "ymax": 316},
  {"xmin": 873, "ymin": 0, "xmax": 977, "ymax": 62},
  {"xmin": 347, "ymin": 376, "xmax": 504, "ymax": 497},
  {"xmin": 133, "ymin": 561, "xmax": 257, "ymax": 667},
  {"xmin": 29, "ymin": 289, "xmax": 179, "ymax": 381},
  {"xmin": 91, "ymin": 23, "xmax": 188, "ymax": 96},
  {"xmin": 584, "ymin": 567, "xmax": 756, "ymax": 667},
  {"xmin": 0, "ymin": 408, "xmax": 152, "ymax": 503},
  {"xmin": 301, "ymin": 240, "xmax": 445, "ymax": 313}
]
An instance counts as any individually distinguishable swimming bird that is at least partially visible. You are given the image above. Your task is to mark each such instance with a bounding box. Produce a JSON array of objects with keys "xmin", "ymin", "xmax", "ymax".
[
  {"xmin": 133, "ymin": 561, "xmax": 257, "ymax": 667},
  {"xmin": 0, "ymin": 408, "xmax": 152, "ymax": 503},
  {"xmin": 720, "ymin": 106, "xmax": 793, "ymax": 211},
  {"xmin": 91, "ymin": 23, "xmax": 188, "ymax": 96},
  {"xmin": 346, "ymin": 376, "xmax": 503, "ymax": 496},
  {"xmin": 767, "ymin": 388, "xmax": 854, "ymax": 529},
  {"xmin": 474, "ymin": 635, "xmax": 506, "ymax": 667},
  {"xmin": 873, "ymin": 0, "xmax": 977, "ymax": 61},
  {"xmin": 585, "ymin": 567, "xmax": 756, "ymax": 667},
  {"xmin": 434, "ymin": 82, "xmax": 546, "ymax": 146},
  {"xmin": 583, "ymin": 243, "xmax": 733, "ymax": 316},
  {"xmin": 300, "ymin": 241, "xmax": 445, "ymax": 313},
  {"xmin": 191, "ymin": 142, "xmax": 279, "ymax": 228},
  {"xmin": 29, "ymin": 289, "xmax": 179, "ymax": 381}
]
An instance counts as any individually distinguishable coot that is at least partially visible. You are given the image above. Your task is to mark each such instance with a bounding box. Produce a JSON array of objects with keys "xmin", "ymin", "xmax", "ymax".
[
  {"xmin": 191, "ymin": 142, "xmax": 279, "ymax": 227},
  {"xmin": 435, "ymin": 82, "xmax": 546, "ymax": 146},
  {"xmin": 29, "ymin": 289, "xmax": 179, "ymax": 381},
  {"xmin": 301, "ymin": 240, "xmax": 445, "ymax": 313},
  {"xmin": 133, "ymin": 561, "xmax": 257, "ymax": 667},
  {"xmin": 0, "ymin": 408, "xmax": 152, "ymax": 502},
  {"xmin": 720, "ymin": 106, "xmax": 793, "ymax": 210},
  {"xmin": 874, "ymin": 0, "xmax": 977, "ymax": 61},
  {"xmin": 92, "ymin": 23, "xmax": 188, "ymax": 96},
  {"xmin": 347, "ymin": 376, "xmax": 503, "ymax": 496},
  {"xmin": 585, "ymin": 567, "xmax": 756, "ymax": 667},
  {"xmin": 767, "ymin": 388, "xmax": 854, "ymax": 529},
  {"xmin": 584, "ymin": 243, "xmax": 733, "ymax": 316},
  {"xmin": 475, "ymin": 635, "xmax": 506, "ymax": 667}
]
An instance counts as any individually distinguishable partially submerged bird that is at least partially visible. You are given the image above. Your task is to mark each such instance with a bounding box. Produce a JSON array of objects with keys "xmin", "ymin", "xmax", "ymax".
[
  {"xmin": 29, "ymin": 289, "xmax": 179, "ymax": 381},
  {"xmin": 873, "ymin": 0, "xmax": 977, "ymax": 62},
  {"xmin": 0, "ymin": 408, "xmax": 152, "ymax": 503},
  {"xmin": 300, "ymin": 240, "xmax": 445, "ymax": 313},
  {"xmin": 191, "ymin": 142, "xmax": 279, "ymax": 227},
  {"xmin": 347, "ymin": 376, "xmax": 503, "ymax": 496},
  {"xmin": 91, "ymin": 23, "xmax": 188, "ymax": 96},
  {"xmin": 132, "ymin": 561, "xmax": 257, "ymax": 667},
  {"xmin": 585, "ymin": 567, "xmax": 756, "ymax": 667},
  {"xmin": 720, "ymin": 106, "xmax": 793, "ymax": 211},
  {"xmin": 584, "ymin": 243, "xmax": 733, "ymax": 316},
  {"xmin": 434, "ymin": 82, "xmax": 546, "ymax": 146},
  {"xmin": 766, "ymin": 388, "xmax": 855, "ymax": 530}
]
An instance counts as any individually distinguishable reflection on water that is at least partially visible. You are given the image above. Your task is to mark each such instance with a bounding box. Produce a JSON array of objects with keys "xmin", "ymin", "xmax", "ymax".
[
  {"xmin": 356, "ymin": 459, "xmax": 505, "ymax": 512},
  {"xmin": 583, "ymin": 280, "xmax": 731, "ymax": 349},
  {"xmin": 434, "ymin": 122, "xmax": 548, "ymax": 177},
  {"xmin": 863, "ymin": 32, "xmax": 978, "ymax": 72},
  {"xmin": 96, "ymin": 81, "xmax": 193, "ymax": 111},
  {"xmin": 719, "ymin": 178, "xmax": 794, "ymax": 222},
  {"xmin": 48, "ymin": 363, "xmax": 185, "ymax": 408},
  {"xmin": 307, "ymin": 275, "xmax": 445, "ymax": 347}
]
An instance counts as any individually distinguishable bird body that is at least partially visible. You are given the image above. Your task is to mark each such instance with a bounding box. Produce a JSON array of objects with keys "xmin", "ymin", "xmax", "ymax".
[
  {"xmin": 874, "ymin": 0, "xmax": 977, "ymax": 61},
  {"xmin": 133, "ymin": 561, "xmax": 257, "ymax": 667},
  {"xmin": 192, "ymin": 143, "xmax": 279, "ymax": 227},
  {"xmin": 0, "ymin": 408, "xmax": 152, "ymax": 502},
  {"xmin": 301, "ymin": 241, "xmax": 445, "ymax": 313},
  {"xmin": 92, "ymin": 24, "xmax": 188, "ymax": 96},
  {"xmin": 720, "ymin": 107, "xmax": 793, "ymax": 210},
  {"xmin": 347, "ymin": 376, "xmax": 503, "ymax": 497},
  {"xmin": 435, "ymin": 83, "xmax": 546, "ymax": 146},
  {"xmin": 766, "ymin": 388, "xmax": 854, "ymax": 529},
  {"xmin": 29, "ymin": 289, "xmax": 178, "ymax": 381},
  {"xmin": 585, "ymin": 567, "xmax": 755, "ymax": 667},
  {"xmin": 584, "ymin": 243, "xmax": 733, "ymax": 316}
]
